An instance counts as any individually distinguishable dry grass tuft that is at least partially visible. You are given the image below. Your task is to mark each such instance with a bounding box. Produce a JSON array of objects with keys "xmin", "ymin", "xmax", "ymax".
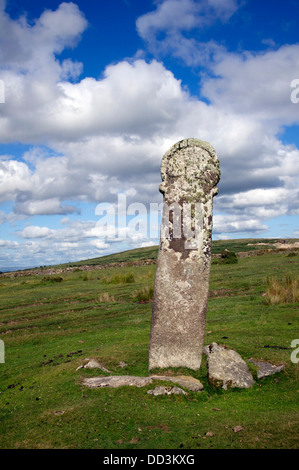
[
  {"xmin": 132, "ymin": 285, "xmax": 154, "ymax": 303},
  {"xmin": 96, "ymin": 292, "xmax": 116, "ymax": 303},
  {"xmin": 265, "ymin": 274, "xmax": 299, "ymax": 305}
]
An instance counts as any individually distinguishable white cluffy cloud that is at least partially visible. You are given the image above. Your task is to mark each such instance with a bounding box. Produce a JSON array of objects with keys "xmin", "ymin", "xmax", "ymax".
[
  {"xmin": 136, "ymin": 0, "xmax": 241, "ymax": 60},
  {"xmin": 202, "ymin": 44, "xmax": 299, "ymax": 125},
  {"xmin": 0, "ymin": 1, "xmax": 87, "ymax": 74},
  {"xmin": 0, "ymin": 1, "xmax": 299, "ymax": 267},
  {"xmin": 138, "ymin": 0, "xmax": 240, "ymax": 30}
]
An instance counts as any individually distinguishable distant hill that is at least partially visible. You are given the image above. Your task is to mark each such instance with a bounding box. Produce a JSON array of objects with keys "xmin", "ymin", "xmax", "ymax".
[
  {"xmin": 2, "ymin": 238, "xmax": 298, "ymax": 274},
  {"xmin": 0, "ymin": 266, "xmax": 35, "ymax": 273},
  {"xmin": 54, "ymin": 238, "xmax": 298, "ymax": 269}
]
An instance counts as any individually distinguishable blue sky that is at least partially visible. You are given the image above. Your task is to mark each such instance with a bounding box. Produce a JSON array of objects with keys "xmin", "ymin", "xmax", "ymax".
[{"xmin": 0, "ymin": 0, "xmax": 299, "ymax": 270}]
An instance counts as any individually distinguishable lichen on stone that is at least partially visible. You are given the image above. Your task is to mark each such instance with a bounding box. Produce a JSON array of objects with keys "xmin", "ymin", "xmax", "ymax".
[{"xmin": 149, "ymin": 138, "xmax": 220, "ymax": 371}]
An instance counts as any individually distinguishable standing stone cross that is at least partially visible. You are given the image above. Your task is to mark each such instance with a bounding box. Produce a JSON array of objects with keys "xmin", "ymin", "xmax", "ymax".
[{"xmin": 149, "ymin": 138, "xmax": 220, "ymax": 370}]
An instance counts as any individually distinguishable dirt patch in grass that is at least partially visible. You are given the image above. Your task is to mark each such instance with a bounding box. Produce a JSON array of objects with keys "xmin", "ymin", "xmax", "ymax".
[
  {"xmin": 209, "ymin": 288, "xmax": 254, "ymax": 298},
  {"xmin": 209, "ymin": 289, "xmax": 236, "ymax": 298}
]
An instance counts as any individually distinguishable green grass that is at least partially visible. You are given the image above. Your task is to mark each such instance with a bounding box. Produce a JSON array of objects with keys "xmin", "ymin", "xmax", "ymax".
[
  {"xmin": 101, "ymin": 272, "xmax": 136, "ymax": 285},
  {"xmin": 0, "ymin": 241, "xmax": 298, "ymax": 449}
]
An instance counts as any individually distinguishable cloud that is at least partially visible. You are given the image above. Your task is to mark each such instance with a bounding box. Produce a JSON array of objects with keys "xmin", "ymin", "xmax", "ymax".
[
  {"xmin": 137, "ymin": 0, "xmax": 202, "ymax": 42},
  {"xmin": 213, "ymin": 215, "xmax": 268, "ymax": 234},
  {"xmin": 1, "ymin": 51, "xmax": 298, "ymax": 221},
  {"xmin": 0, "ymin": 59, "xmax": 186, "ymax": 143},
  {"xmin": 20, "ymin": 226, "xmax": 54, "ymax": 239},
  {"xmin": 0, "ymin": 2, "xmax": 299, "ymax": 267},
  {"xmin": 14, "ymin": 198, "xmax": 80, "ymax": 216},
  {"xmin": 0, "ymin": 1, "xmax": 297, "ymax": 214},
  {"xmin": 0, "ymin": 210, "xmax": 5, "ymax": 224},
  {"xmin": 0, "ymin": 238, "xmax": 18, "ymax": 248},
  {"xmin": 0, "ymin": 2, "xmax": 87, "ymax": 73},
  {"xmin": 201, "ymin": 44, "xmax": 299, "ymax": 126},
  {"xmin": 90, "ymin": 239, "xmax": 111, "ymax": 250},
  {"xmin": 136, "ymin": 0, "xmax": 241, "ymax": 64},
  {"xmin": 137, "ymin": 0, "xmax": 240, "ymax": 41},
  {"xmin": 8, "ymin": 216, "xmax": 157, "ymax": 268},
  {"xmin": 11, "ymin": 219, "xmax": 110, "ymax": 267},
  {"xmin": 216, "ymin": 186, "xmax": 299, "ymax": 220},
  {"xmin": 0, "ymin": 160, "xmax": 32, "ymax": 202}
]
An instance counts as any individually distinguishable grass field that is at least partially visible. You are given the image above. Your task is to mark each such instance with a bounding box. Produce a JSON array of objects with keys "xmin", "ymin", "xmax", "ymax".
[{"xmin": 0, "ymin": 239, "xmax": 298, "ymax": 449}]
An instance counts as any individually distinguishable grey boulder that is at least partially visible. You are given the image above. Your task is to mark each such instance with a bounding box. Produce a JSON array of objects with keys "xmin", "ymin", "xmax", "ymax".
[{"xmin": 203, "ymin": 343, "xmax": 255, "ymax": 390}]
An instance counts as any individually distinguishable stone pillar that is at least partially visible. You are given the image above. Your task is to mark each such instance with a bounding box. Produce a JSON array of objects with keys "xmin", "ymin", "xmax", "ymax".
[{"xmin": 149, "ymin": 138, "xmax": 220, "ymax": 371}]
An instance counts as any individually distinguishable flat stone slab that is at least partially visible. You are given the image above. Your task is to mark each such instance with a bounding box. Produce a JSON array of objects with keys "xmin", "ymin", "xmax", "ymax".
[
  {"xmin": 82, "ymin": 376, "xmax": 153, "ymax": 388},
  {"xmin": 81, "ymin": 374, "xmax": 203, "ymax": 391},
  {"xmin": 248, "ymin": 359, "xmax": 285, "ymax": 379},
  {"xmin": 150, "ymin": 374, "xmax": 204, "ymax": 391},
  {"xmin": 147, "ymin": 386, "xmax": 187, "ymax": 396},
  {"xmin": 203, "ymin": 343, "xmax": 254, "ymax": 390}
]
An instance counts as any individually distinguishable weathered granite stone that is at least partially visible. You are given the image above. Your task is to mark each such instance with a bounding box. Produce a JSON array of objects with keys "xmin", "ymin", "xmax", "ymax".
[
  {"xmin": 150, "ymin": 374, "xmax": 203, "ymax": 391},
  {"xmin": 149, "ymin": 139, "xmax": 220, "ymax": 370},
  {"xmin": 232, "ymin": 426, "xmax": 243, "ymax": 433},
  {"xmin": 118, "ymin": 361, "xmax": 128, "ymax": 368},
  {"xmin": 203, "ymin": 343, "xmax": 255, "ymax": 390},
  {"xmin": 147, "ymin": 386, "xmax": 187, "ymax": 396},
  {"xmin": 76, "ymin": 358, "xmax": 110, "ymax": 373},
  {"xmin": 248, "ymin": 358, "xmax": 285, "ymax": 379},
  {"xmin": 81, "ymin": 374, "xmax": 203, "ymax": 391},
  {"xmin": 82, "ymin": 376, "xmax": 153, "ymax": 388}
]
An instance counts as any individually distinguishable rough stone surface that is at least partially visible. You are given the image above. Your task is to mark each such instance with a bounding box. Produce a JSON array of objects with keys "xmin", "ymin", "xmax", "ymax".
[
  {"xmin": 232, "ymin": 426, "xmax": 243, "ymax": 433},
  {"xmin": 203, "ymin": 343, "xmax": 254, "ymax": 390},
  {"xmin": 150, "ymin": 374, "xmax": 204, "ymax": 392},
  {"xmin": 76, "ymin": 358, "xmax": 110, "ymax": 373},
  {"xmin": 147, "ymin": 386, "xmax": 187, "ymax": 396},
  {"xmin": 81, "ymin": 374, "xmax": 203, "ymax": 391},
  {"xmin": 248, "ymin": 359, "xmax": 285, "ymax": 379},
  {"xmin": 118, "ymin": 361, "xmax": 128, "ymax": 368},
  {"xmin": 149, "ymin": 139, "xmax": 220, "ymax": 370},
  {"xmin": 82, "ymin": 376, "xmax": 153, "ymax": 389}
]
